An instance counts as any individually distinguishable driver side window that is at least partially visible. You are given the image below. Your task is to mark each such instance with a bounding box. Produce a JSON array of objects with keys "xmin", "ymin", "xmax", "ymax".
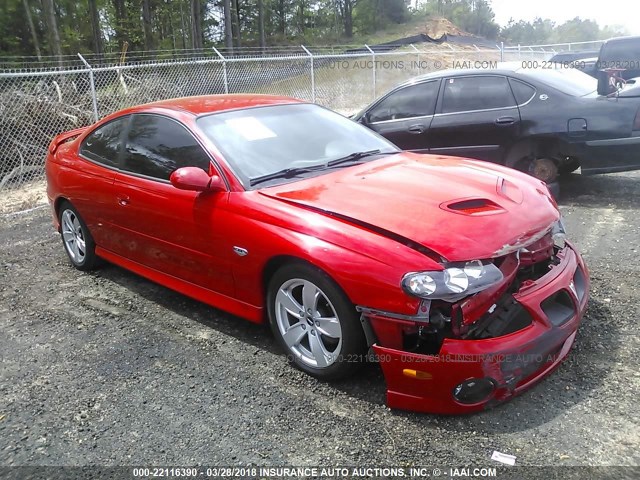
[
  {"xmin": 123, "ymin": 114, "xmax": 211, "ymax": 181},
  {"xmin": 367, "ymin": 81, "xmax": 440, "ymax": 123}
]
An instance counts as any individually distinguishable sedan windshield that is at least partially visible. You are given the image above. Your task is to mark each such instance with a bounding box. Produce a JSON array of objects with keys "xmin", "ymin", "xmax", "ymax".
[
  {"xmin": 518, "ymin": 67, "xmax": 597, "ymax": 96},
  {"xmin": 196, "ymin": 103, "xmax": 398, "ymax": 187}
]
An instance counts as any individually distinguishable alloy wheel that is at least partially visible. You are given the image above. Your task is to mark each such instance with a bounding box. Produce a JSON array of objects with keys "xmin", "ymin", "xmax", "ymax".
[
  {"xmin": 274, "ymin": 278, "xmax": 343, "ymax": 369},
  {"xmin": 61, "ymin": 209, "xmax": 86, "ymax": 264}
]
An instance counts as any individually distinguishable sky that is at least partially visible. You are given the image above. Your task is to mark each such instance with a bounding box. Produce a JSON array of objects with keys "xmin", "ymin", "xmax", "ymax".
[{"xmin": 489, "ymin": 0, "xmax": 640, "ymax": 35}]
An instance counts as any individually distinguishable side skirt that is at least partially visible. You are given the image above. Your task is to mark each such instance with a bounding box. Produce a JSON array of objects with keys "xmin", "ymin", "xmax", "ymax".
[{"xmin": 95, "ymin": 246, "xmax": 264, "ymax": 324}]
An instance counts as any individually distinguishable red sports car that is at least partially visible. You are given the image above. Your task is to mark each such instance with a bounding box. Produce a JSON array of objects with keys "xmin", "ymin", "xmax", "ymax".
[{"xmin": 46, "ymin": 95, "xmax": 589, "ymax": 414}]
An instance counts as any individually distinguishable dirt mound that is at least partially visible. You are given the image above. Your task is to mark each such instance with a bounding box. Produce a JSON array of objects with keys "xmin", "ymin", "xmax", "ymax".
[{"xmin": 424, "ymin": 17, "xmax": 472, "ymax": 38}]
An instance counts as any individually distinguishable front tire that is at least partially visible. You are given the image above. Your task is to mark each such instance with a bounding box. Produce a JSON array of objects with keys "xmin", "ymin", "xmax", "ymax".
[
  {"xmin": 267, "ymin": 263, "xmax": 367, "ymax": 380},
  {"xmin": 58, "ymin": 202, "xmax": 100, "ymax": 271}
]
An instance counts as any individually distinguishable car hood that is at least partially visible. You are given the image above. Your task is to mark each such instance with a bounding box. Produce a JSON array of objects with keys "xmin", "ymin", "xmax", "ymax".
[{"xmin": 259, "ymin": 153, "xmax": 560, "ymax": 261}]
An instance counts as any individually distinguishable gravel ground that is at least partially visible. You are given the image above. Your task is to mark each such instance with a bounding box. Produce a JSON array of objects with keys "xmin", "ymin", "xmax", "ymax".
[{"xmin": 0, "ymin": 172, "xmax": 639, "ymax": 476}]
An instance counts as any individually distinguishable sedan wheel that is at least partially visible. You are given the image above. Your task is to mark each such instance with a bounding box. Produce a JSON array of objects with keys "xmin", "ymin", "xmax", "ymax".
[
  {"xmin": 59, "ymin": 202, "xmax": 100, "ymax": 271},
  {"xmin": 528, "ymin": 157, "xmax": 559, "ymax": 184},
  {"xmin": 268, "ymin": 264, "xmax": 366, "ymax": 380}
]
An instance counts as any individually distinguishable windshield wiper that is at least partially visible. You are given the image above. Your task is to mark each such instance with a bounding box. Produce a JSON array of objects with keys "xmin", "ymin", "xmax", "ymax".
[
  {"xmin": 326, "ymin": 149, "xmax": 399, "ymax": 167},
  {"xmin": 249, "ymin": 149, "xmax": 399, "ymax": 186},
  {"xmin": 249, "ymin": 165, "xmax": 327, "ymax": 186}
]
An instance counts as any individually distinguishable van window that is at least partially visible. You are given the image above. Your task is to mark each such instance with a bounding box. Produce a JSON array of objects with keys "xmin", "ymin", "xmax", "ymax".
[{"xmin": 599, "ymin": 38, "xmax": 640, "ymax": 69}]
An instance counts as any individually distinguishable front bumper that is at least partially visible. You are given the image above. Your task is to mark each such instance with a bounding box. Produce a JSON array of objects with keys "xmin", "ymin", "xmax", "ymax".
[{"xmin": 369, "ymin": 243, "xmax": 589, "ymax": 414}]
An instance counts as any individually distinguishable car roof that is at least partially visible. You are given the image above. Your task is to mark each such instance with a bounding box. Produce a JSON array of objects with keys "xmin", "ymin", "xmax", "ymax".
[
  {"xmin": 393, "ymin": 61, "xmax": 602, "ymax": 90},
  {"xmin": 396, "ymin": 62, "xmax": 523, "ymax": 87},
  {"xmin": 602, "ymin": 35, "xmax": 640, "ymax": 45},
  {"xmin": 127, "ymin": 94, "xmax": 303, "ymax": 116}
]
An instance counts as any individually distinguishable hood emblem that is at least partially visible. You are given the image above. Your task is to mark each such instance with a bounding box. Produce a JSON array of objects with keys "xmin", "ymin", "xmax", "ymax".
[{"xmin": 233, "ymin": 246, "xmax": 248, "ymax": 257}]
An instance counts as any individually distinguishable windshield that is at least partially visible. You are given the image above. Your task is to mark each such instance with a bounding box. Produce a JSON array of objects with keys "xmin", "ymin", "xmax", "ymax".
[
  {"xmin": 196, "ymin": 103, "xmax": 398, "ymax": 187},
  {"xmin": 518, "ymin": 67, "xmax": 597, "ymax": 96}
]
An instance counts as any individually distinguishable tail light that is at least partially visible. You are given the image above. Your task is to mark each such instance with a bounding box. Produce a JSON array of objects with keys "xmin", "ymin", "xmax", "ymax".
[{"xmin": 634, "ymin": 108, "xmax": 640, "ymax": 131}]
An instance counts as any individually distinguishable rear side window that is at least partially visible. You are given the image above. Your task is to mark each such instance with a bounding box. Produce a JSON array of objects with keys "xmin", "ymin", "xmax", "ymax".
[
  {"xmin": 367, "ymin": 80, "xmax": 440, "ymax": 122},
  {"xmin": 123, "ymin": 115, "xmax": 211, "ymax": 181},
  {"xmin": 441, "ymin": 76, "xmax": 516, "ymax": 113},
  {"xmin": 80, "ymin": 116, "xmax": 128, "ymax": 167},
  {"xmin": 509, "ymin": 79, "xmax": 536, "ymax": 105}
]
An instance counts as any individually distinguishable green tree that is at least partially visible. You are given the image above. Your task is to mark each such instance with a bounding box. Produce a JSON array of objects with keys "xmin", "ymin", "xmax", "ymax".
[
  {"xmin": 501, "ymin": 17, "xmax": 555, "ymax": 45},
  {"xmin": 43, "ymin": 0, "xmax": 63, "ymax": 60},
  {"xmin": 550, "ymin": 17, "xmax": 600, "ymax": 43},
  {"xmin": 355, "ymin": 0, "xmax": 408, "ymax": 34},
  {"xmin": 22, "ymin": 0, "xmax": 42, "ymax": 59},
  {"xmin": 598, "ymin": 25, "xmax": 628, "ymax": 40},
  {"xmin": 88, "ymin": 0, "xmax": 104, "ymax": 56}
]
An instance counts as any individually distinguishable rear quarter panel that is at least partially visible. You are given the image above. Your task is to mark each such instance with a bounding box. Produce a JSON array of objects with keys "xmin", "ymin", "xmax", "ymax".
[{"xmin": 46, "ymin": 139, "xmax": 118, "ymax": 246}]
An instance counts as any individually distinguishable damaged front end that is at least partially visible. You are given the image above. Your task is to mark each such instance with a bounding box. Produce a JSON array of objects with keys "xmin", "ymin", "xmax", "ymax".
[{"xmin": 358, "ymin": 224, "xmax": 589, "ymax": 414}]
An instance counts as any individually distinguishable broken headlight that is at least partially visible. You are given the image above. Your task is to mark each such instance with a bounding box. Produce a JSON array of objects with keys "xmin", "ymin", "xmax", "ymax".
[{"xmin": 402, "ymin": 260, "xmax": 503, "ymax": 302}]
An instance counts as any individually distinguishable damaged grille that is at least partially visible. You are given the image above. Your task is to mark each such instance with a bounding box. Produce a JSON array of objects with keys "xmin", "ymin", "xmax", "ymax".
[
  {"xmin": 464, "ymin": 234, "xmax": 559, "ymax": 340},
  {"xmin": 465, "ymin": 293, "xmax": 533, "ymax": 339},
  {"xmin": 404, "ymin": 235, "xmax": 573, "ymax": 350}
]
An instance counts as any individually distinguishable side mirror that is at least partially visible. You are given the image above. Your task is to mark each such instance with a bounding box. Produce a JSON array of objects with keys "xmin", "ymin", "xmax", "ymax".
[
  {"xmin": 170, "ymin": 167, "xmax": 223, "ymax": 192},
  {"xmin": 359, "ymin": 112, "xmax": 370, "ymax": 125}
]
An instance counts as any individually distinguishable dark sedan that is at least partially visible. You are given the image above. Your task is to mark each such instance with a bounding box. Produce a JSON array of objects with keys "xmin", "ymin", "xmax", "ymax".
[
  {"xmin": 549, "ymin": 50, "xmax": 599, "ymax": 77},
  {"xmin": 353, "ymin": 63, "xmax": 640, "ymax": 187}
]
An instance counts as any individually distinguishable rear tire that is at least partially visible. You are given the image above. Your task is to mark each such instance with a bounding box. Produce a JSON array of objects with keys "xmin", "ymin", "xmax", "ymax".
[
  {"xmin": 267, "ymin": 263, "xmax": 367, "ymax": 380},
  {"xmin": 58, "ymin": 201, "xmax": 100, "ymax": 271}
]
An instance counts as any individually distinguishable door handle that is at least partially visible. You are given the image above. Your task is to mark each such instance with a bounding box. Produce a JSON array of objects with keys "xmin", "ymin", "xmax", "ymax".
[
  {"xmin": 495, "ymin": 116, "xmax": 516, "ymax": 126},
  {"xmin": 407, "ymin": 125, "xmax": 426, "ymax": 135},
  {"xmin": 117, "ymin": 195, "xmax": 130, "ymax": 206}
]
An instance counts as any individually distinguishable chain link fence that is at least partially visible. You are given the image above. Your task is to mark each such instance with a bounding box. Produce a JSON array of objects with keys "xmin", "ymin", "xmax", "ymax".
[
  {"xmin": 0, "ymin": 41, "xmax": 595, "ymax": 192},
  {"xmin": 503, "ymin": 39, "xmax": 605, "ymax": 60}
]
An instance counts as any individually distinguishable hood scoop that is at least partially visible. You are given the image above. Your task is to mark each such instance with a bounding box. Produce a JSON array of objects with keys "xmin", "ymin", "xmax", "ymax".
[{"xmin": 441, "ymin": 198, "xmax": 505, "ymax": 216}]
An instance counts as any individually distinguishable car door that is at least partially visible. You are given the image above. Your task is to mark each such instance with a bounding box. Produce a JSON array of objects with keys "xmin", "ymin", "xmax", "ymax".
[
  {"xmin": 74, "ymin": 115, "xmax": 130, "ymax": 252},
  {"xmin": 361, "ymin": 80, "xmax": 440, "ymax": 152},
  {"xmin": 109, "ymin": 113, "xmax": 235, "ymax": 296},
  {"xmin": 428, "ymin": 75, "xmax": 521, "ymax": 163}
]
